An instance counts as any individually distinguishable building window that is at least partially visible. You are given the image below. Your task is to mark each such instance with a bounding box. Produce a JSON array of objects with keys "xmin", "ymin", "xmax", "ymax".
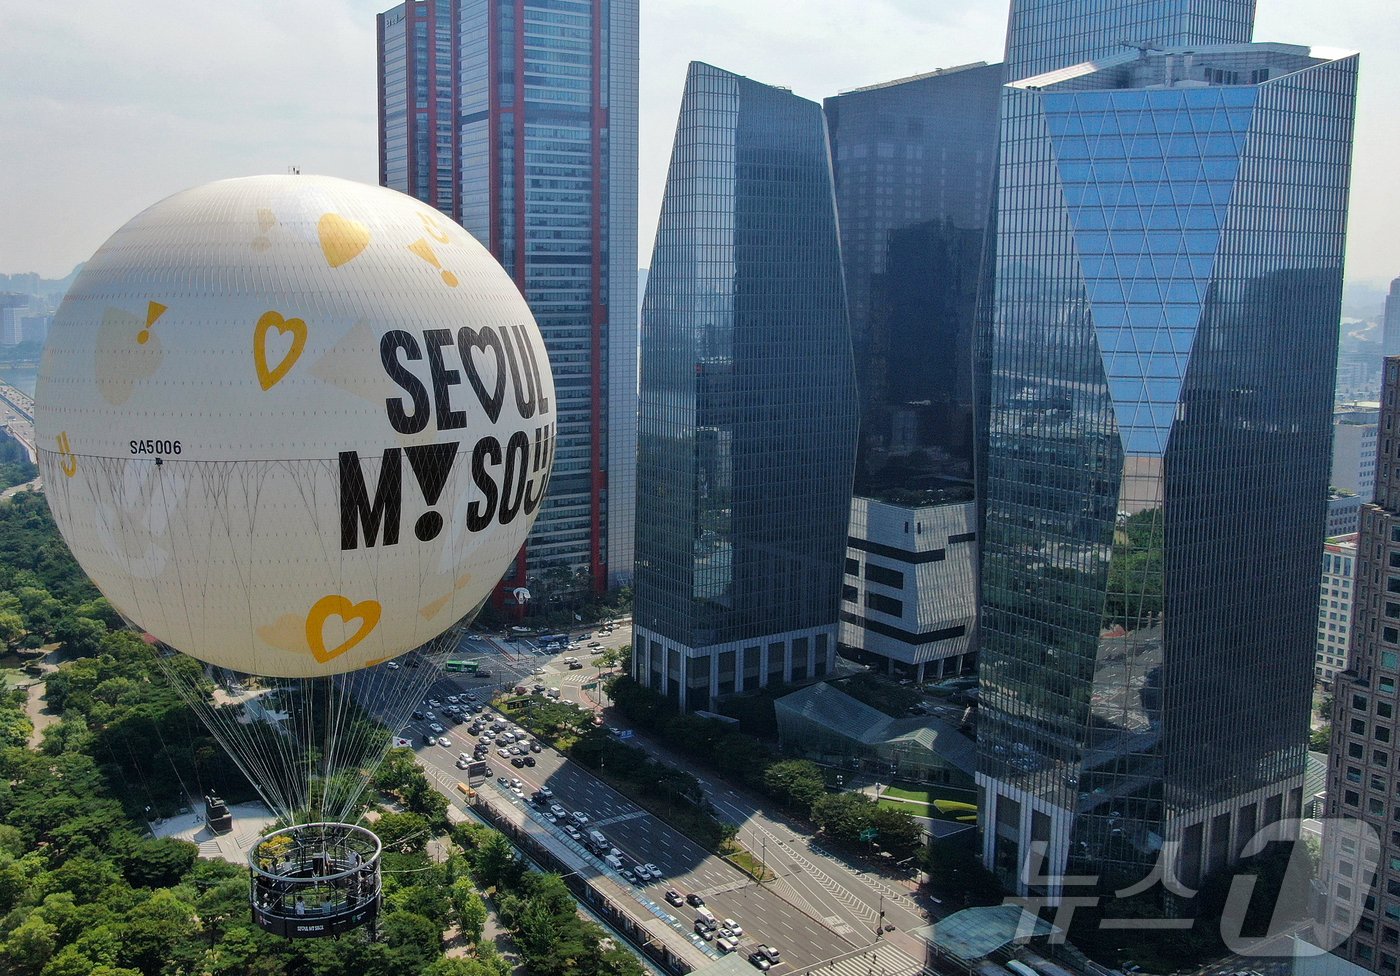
[
  {"xmin": 865, "ymin": 563, "xmax": 904, "ymax": 589},
  {"xmin": 1347, "ymin": 790, "xmax": 1361, "ymax": 807},
  {"xmin": 1356, "ymin": 719, "xmax": 1370, "ymax": 736},
  {"xmin": 845, "ymin": 557, "xmax": 860, "ymax": 576}
]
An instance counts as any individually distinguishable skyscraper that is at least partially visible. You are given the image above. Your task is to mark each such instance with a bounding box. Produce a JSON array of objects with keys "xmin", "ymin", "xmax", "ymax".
[
  {"xmin": 1321, "ymin": 358, "xmax": 1400, "ymax": 969},
  {"xmin": 1004, "ymin": 0, "xmax": 1257, "ymax": 81},
  {"xmin": 377, "ymin": 1, "xmax": 457, "ymax": 217},
  {"xmin": 977, "ymin": 43, "xmax": 1358, "ymax": 897},
  {"xmin": 823, "ymin": 63, "xmax": 1002, "ymax": 683},
  {"xmin": 632, "ymin": 63, "xmax": 858, "ymax": 712},
  {"xmin": 377, "ymin": 0, "xmax": 638, "ymax": 593},
  {"xmin": 1384, "ymin": 278, "xmax": 1400, "ymax": 359}
]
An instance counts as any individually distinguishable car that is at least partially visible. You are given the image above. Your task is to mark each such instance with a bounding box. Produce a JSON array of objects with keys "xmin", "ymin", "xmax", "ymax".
[
  {"xmin": 621, "ymin": 869, "xmax": 637, "ymax": 884},
  {"xmin": 549, "ymin": 803, "xmax": 567, "ymax": 818},
  {"xmin": 511, "ymin": 756, "xmax": 525, "ymax": 768},
  {"xmin": 429, "ymin": 723, "xmax": 444, "ymax": 733},
  {"xmin": 532, "ymin": 683, "xmax": 546, "ymax": 693},
  {"xmin": 498, "ymin": 748, "xmax": 511, "ymax": 758},
  {"xmin": 580, "ymin": 633, "xmax": 592, "ymax": 640},
  {"xmin": 564, "ymin": 825, "xmax": 582, "ymax": 840},
  {"xmin": 385, "ymin": 660, "xmax": 400, "ymax": 670},
  {"xmin": 428, "ymin": 699, "xmax": 441, "ymax": 708},
  {"xmin": 480, "ymin": 764, "xmax": 493, "ymax": 777},
  {"xmin": 634, "ymin": 865, "xmax": 652, "ymax": 882},
  {"xmin": 687, "ymin": 893, "xmax": 705, "ymax": 907},
  {"xmin": 665, "ymin": 890, "xmax": 684, "ymax": 907},
  {"xmin": 467, "ymin": 634, "xmax": 484, "ymax": 642},
  {"xmin": 717, "ymin": 937, "xmax": 738, "ymax": 954},
  {"xmin": 569, "ymin": 660, "xmax": 584, "ymax": 670},
  {"xmin": 456, "ymin": 758, "xmax": 470, "ymax": 769},
  {"xmin": 589, "ymin": 641, "xmax": 602, "ymax": 649},
  {"xmin": 748, "ymin": 953, "xmax": 771, "ymax": 971},
  {"xmin": 547, "ymin": 688, "xmax": 561, "ymax": 698},
  {"xmin": 544, "ymin": 812, "xmax": 558, "ymax": 824},
  {"xmin": 424, "ymin": 711, "xmax": 437, "ymax": 721},
  {"xmin": 524, "ymin": 756, "xmax": 536, "ymax": 767},
  {"xmin": 446, "ymin": 695, "xmax": 460, "ymax": 704},
  {"xmin": 438, "ymin": 737, "xmax": 453, "ymax": 748},
  {"xmin": 694, "ymin": 922, "xmax": 714, "ymax": 940},
  {"xmin": 465, "ymin": 692, "xmax": 478, "ymax": 701},
  {"xmin": 530, "ymin": 742, "xmax": 543, "ymax": 753},
  {"xmin": 571, "ymin": 811, "xmax": 589, "ymax": 825},
  {"xmin": 511, "ymin": 786, "xmax": 525, "ymax": 799},
  {"xmin": 497, "ymin": 776, "xmax": 509, "ymax": 786},
  {"xmin": 755, "ymin": 946, "xmax": 780, "ymax": 964},
  {"xmin": 722, "ymin": 919, "xmax": 742, "ymax": 937},
  {"xmin": 411, "ymin": 710, "xmax": 424, "ymax": 720},
  {"xmin": 646, "ymin": 863, "xmax": 661, "ymax": 878}
]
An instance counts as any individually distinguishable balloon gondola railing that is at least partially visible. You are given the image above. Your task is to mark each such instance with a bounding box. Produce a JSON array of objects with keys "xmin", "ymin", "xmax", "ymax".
[{"xmin": 249, "ymin": 823, "xmax": 382, "ymax": 939}]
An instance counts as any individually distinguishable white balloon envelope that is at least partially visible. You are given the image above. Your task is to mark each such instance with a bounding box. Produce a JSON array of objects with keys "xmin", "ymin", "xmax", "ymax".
[{"xmin": 35, "ymin": 175, "xmax": 555, "ymax": 677}]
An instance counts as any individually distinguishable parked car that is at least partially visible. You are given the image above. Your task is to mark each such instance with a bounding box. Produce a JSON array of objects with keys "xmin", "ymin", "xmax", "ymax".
[
  {"xmin": 665, "ymin": 890, "xmax": 684, "ymax": 907},
  {"xmin": 748, "ymin": 954, "xmax": 771, "ymax": 971},
  {"xmin": 717, "ymin": 937, "xmax": 738, "ymax": 953},
  {"xmin": 695, "ymin": 922, "xmax": 715, "ymax": 941},
  {"xmin": 429, "ymin": 723, "xmax": 444, "ymax": 733},
  {"xmin": 524, "ymin": 756, "xmax": 536, "ymax": 767}
]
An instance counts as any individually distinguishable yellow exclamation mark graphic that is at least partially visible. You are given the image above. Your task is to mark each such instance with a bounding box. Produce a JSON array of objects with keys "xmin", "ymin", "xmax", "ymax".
[
  {"xmin": 56, "ymin": 432, "xmax": 77, "ymax": 477},
  {"xmin": 408, "ymin": 238, "xmax": 459, "ymax": 288},
  {"xmin": 138, "ymin": 301, "xmax": 167, "ymax": 345}
]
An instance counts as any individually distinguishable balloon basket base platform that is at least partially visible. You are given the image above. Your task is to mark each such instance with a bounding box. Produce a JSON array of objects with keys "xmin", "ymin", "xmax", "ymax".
[{"xmin": 248, "ymin": 822, "xmax": 382, "ymax": 939}]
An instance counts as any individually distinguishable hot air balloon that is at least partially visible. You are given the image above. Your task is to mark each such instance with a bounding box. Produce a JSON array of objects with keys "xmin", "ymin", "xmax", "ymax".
[{"xmin": 33, "ymin": 175, "xmax": 555, "ymax": 938}]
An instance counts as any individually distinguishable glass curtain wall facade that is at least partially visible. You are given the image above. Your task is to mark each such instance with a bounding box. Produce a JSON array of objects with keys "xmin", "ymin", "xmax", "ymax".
[
  {"xmin": 378, "ymin": 0, "xmax": 458, "ymax": 217},
  {"xmin": 379, "ymin": 0, "xmax": 638, "ymax": 596},
  {"xmin": 823, "ymin": 64, "xmax": 1002, "ymax": 682},
  {"xmin": 1004, "ymin": 0, "xmax": 1256, "ymax": 81},
  {"xmin": 632, "ymin": 62, "xmax": 858, "ymax": 712},
  {"xmin": 978, "ymin": 44, "xmax": 1358, "ymax": 897},
  {"xmin": 457, "ymin": 0, "xmax": 638, "ymax": 594}
]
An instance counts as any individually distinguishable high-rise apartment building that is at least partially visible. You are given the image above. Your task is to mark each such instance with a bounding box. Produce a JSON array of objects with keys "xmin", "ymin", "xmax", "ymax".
[
  {"xmin": 977, "ymin": 43, "xmax": 1358, "ymax": 897},
  {"xmin": 1004, "ymin": 0, "xmax": 1256, "ymax": 81},
  {"xmin": 631, "ymin": 63, "xmax": 858, "ymax": 712},
  {"xmin": 377, "ymin": 0, "xmax": 638, "ymax": 593},
  {"xmin": 377, "ymin": 1, "xmax": 457, "ymax": 216},
  {"xmin": 1322, "ymin": 358, "xmax": 1400, "ymax": 971},
  {"xmin": 823, "ymin": 64, "xmax": 1002, "ymax": 683},
  {"xmin": 1317, "ymin": 534, "xmax": 1359, "ymax": 688}
]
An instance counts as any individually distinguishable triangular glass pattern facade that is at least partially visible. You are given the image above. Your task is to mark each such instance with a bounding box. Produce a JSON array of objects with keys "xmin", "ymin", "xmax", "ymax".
[{"xmin": 1045, "ymin": 86, "xmax": 1256, "ymax": 456}]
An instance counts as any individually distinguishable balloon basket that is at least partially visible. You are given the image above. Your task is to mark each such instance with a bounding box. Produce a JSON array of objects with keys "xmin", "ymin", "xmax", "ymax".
[{"xmin": 249, "ymin": 822, "xmax": 381, "ymax": 939}]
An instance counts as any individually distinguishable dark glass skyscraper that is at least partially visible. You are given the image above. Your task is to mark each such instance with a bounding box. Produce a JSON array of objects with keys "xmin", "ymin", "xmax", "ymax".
[
  {"xmin": 1004, "ymin": 0, "xmax": 1256, "ymax": 80},
  {"xmin": 977, "ymin": 43, "xmax": 1358, "ymax": 896},
  {"xmin": 824, "ymin": 64, "xmax": 1002, "ymax": 682},
  {"xmin": 632, "ymin": 62, "xmax": 858, "ymax": 712},
  {"xmin": 1384, "ymin": 278, "xmax": 1400, "ymax": 359},
  {"xmin": 377, "ymin": 0, "xmax": 638, "ymax": 596}
]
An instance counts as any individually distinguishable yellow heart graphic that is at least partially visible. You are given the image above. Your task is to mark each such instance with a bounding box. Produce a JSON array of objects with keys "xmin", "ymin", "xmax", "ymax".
[
  {"xmin": 318, "ymin": 213, "xmax": 371, "ymax": 268},
  {"xmin": 253, "ymin": 310, "xmax": 307, "ymax": 391},
  {"xmin": 305, "ymin": 594, "xmax": 382, "ymax": 664}
]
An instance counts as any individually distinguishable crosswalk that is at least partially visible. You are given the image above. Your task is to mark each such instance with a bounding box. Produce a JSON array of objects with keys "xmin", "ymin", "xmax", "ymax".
[{"xmin": 793, "ymin": 942, "xmax": 924, "ymax": 976}]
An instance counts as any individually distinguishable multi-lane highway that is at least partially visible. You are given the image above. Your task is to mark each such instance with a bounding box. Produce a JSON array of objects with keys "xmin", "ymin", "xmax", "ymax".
[{"xmin": 374, "ymin": 625, "xmax": 932, "ymax": 974}]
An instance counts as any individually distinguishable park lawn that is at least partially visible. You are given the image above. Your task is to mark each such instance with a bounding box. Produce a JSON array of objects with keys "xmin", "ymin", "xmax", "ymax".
[{"xmin": 883, "ymin": 783, "xmax": 976, "ymax": 806}]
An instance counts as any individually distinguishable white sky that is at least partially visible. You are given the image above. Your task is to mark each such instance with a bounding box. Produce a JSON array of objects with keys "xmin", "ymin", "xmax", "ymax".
[{"xmin": 1, "ymin": 0, "xmax": 1396, "ymax": 288}]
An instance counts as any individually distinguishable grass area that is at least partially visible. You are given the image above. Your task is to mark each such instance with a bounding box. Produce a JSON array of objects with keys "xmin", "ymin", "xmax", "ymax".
[
  {"xmin": 723, "ymin": 847, "xmax": 775, "ymax": 883},
  {"xmin": 882, "ymin": 783, "xmax": 976, "ymax": 805}
]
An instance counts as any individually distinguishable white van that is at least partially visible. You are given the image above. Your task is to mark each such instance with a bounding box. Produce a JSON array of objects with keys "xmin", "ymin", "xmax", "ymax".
[
  {"xmin": 695, "ymin": 907, "xmax": 718, "ymax": 930},
  {"xmin": 604, "ymin": 853, "xmax": 623, "ymax": 870},
  {"xmin": 588, "ymin": 829, "xmax": 608, "ymax": 848}
]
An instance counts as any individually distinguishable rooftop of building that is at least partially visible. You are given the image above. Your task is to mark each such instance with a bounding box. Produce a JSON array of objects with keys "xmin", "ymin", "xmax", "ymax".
[
  {"xmin": 838, "ymin": 61, "xmax": 992, "ymax": 95},
  {"xmin": 1011, "ymin": 42, "xmax": 1355, "ymax": 93},
  {"xmin": 1325, "ymin": 534, "xmax": 1360, "ymax": 551}
]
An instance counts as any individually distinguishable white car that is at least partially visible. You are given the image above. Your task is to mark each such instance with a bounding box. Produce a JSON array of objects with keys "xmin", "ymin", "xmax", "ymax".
[
  {"xmin": 646, "ymin": 863, "xmax": 661, "ymax": 878},
  {"xmin": 717, "ymin": 937, "xmax": 738, "ymax": 954},
  {"xmin": 385, "ymin": 660, "xmax": 400, "ymax": 670},
  {"xmin": 571, "ymin": 811, "xmax": 590, "ymax": 825},
  {"xmin": 498, "ymin": 748, "xmax": 511, "ymax": 758},
  {"xmin": 429, "ymin": 723, "xmax": 444, "ymax": 733},
  {"xmin": 438, "ymin": 737, "xmax": 453, "ymax": 748},
  {"xmin": 633, "ymin": 865, "xmax": 652, "ymax": 881},
  {"xmin": 723, "ymin": 919, "xmax": 742, "ymax": 937},
  {"xmin": 446, "ymin": 695, "xmax": 460, "ymax": 704}
]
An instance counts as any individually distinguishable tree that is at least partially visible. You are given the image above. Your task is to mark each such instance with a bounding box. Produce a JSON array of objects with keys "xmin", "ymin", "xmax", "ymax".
[
  {"xmin": 374, "ymin": 812, "xmax": 431, "ymax": 854},
  {"xmin": 0, "ymin": 914, "xmax": 57, "ymax": 976},
  {"xmin": 113, "ymin": 837, "xmax": 197, "ymax": 889},
  {"xmin": 811, "ymin": 792, "xmax": 875, "ymax": 844},
  {"xmin": 763, "ymin": 760, "xmax": 826, "ymax": 813},
  {"xmin": 380, "ymin": 910, "xmax": 442, "ymax": 973},
  {"xmin": 471, "ymin": 832, "xmax": 522, "ymax": 891},
  {"xmin": 453, "ymin": 882, "xmax": 487, "ymax": 945},
  {"xmin": 0, "ymin": 611, "xmax": 23, "ymax": 647}
]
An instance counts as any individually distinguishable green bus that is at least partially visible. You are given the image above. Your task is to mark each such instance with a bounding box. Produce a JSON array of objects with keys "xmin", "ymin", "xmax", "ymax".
[{"xmin": 445, "ymin": 659, "xmax": 480, "ymax": 674}]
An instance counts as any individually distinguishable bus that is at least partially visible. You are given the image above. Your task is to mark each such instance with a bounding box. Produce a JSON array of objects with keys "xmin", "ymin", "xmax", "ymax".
[
  {"xmin": 538, "ymin": 633, "xmax": 568, "ymax": 647},
  {"xmin": 445, "ymin": 659, "xmax": 480, "ymax": 674}
]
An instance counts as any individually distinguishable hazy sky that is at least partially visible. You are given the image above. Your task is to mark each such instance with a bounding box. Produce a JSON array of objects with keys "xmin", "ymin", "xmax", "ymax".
[{"xmin": 2, "ymin": 0, "xmax": 1396, "ymax": 288}]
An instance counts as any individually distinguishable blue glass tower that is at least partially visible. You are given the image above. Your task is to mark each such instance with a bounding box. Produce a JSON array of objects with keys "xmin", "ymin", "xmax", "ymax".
[
  {"xmin": 632, "ymin": 63, "xmax": 858, "ymax": 712},
  {"xmin": 377, "ymin": 0, "xmax": 457, "ymax": 217},
  {"xmin": 1005, "ymin": 0, "xmax": 1257, "ymax": 80},
  {"xmin": 978, "ymin": 44, "xmax": 1358, "ymax": 896}
]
